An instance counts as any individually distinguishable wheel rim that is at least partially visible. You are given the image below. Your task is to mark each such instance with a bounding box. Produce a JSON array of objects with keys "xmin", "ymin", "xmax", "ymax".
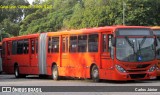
[
  {"xmin": 15, "ymin": 68, "xmax": 18, "ymax": 77},
  {"xmin": 53, "ymin": 68, "xmax": 57, "ymax": 79},
  {"xmin": 93, "ymin": 69, "xmax": 98, "ymax": 78}
]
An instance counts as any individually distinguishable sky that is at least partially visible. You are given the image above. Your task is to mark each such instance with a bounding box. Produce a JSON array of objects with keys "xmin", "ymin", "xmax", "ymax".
[
  {"xmin": 27, "ymin": 0, "xmax": 44, "ymax": 4},
  {"xmin": 27, "ymin": 0, "xmax": 34, "ymax": 4}
]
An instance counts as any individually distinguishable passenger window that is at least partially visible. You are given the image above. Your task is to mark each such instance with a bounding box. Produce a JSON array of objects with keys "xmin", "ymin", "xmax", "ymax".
[
  {"xmin": 102, "ymin": 34, "xmax": 107, "ymax": 52},
  {"xmin": 17, "ymin": 40, "xmax": 24, "ymax": 54},
  {"xmin": 108, "ymin": 34, "xmax": 114, "ymax": 59},
  {"xmin": 7, "ymin": 42, "xmax": 11, "ymax": 55},
  {"xmin": 88, "ymin": 34, "xmax": 98, "ymax": 52},
  {"xmin": 62, "ymin": 37, "xmax": 66, "ymax": 52},
  {"xmin": 31, "ymin": 40, "xmax": 35, "ymax": 54},
  {"xmin": 23, "ymin": 39, "xmax": 29, "ymax": 54},
  {"xmin": 78, "ymin": 35, "xmax": 87, "ymax": 52},
  {"xmin": 108, "ymin": 34, "xmax": 113, "ymax": 52},
  {"xmin": 52, "ymin": 37, "xmax": 59, "ymax": 53},
  {"xmin": 62, "ymin": 37, "xmax": 69, "ymax": 53},
  {"xmin": 12, "ymin": 41, "xmax": 17, "ymax": 55},
  {"xmin": 35, "ymin": 39, "xmax": 38, "ymax": 53},
  {"xmin": 48, "ymin": 37, "xmax": 52, "ymax": 53},
  {"xmin": 70, "ymin": 36, "xmax": 77, "ymax": 52}
]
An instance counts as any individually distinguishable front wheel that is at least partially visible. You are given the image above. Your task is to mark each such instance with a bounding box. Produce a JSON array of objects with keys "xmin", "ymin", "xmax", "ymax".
[
  {"xmin": 52, "ymin": 65, "xmax": 59, "ymax": 80},
  {"xmin": 91, "ymin": 65, "xmax": 99, "ymax": 82}
]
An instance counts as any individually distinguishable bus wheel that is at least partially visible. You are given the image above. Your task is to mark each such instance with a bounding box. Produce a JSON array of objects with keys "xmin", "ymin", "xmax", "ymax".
[
  {"xmin": 52, "ymin": 65, "xmax": 59, "ymax": 80},
  {"xmin": 14, "ymin": 65, "xmax": 20, "ymax": 78},
  {"xmin": 91, "ymin": 65, "xmax": 99, "ymax": 82}
]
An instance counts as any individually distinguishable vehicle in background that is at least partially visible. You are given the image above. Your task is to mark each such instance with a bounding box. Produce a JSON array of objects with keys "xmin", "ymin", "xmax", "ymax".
[
  {"xmin": 151, "ymin": 26, "xmax": 160, "ymax": 77},
  {"xmin": 2, "ymin": 26, "xmax": 157, "ymax": 81}
]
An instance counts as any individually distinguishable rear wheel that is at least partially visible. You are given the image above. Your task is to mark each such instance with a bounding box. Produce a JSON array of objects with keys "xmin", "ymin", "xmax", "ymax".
[
  {"xmin": 14, "ymin": 65, "xmax": 26, "ymax": 78},
  {"xmin": 14, "ymin": 65, "xmax": 20, "ymax": 78},
  {"xmin": 91, "ymin": 65, "xmax": 99, "ymax": 82},
  {"xmin": 52, "ymin": 65, "xmax": 59, "ymax": 80}
]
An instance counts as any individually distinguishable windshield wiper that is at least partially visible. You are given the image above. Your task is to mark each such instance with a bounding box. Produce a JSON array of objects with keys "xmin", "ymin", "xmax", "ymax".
[
  {"xmin": 138, "ymin": 36, "xmax": 146, "ymax": 55},
  {"xmin": 125, "ymin": 36, "xmax": 136, "ymax": 55}
]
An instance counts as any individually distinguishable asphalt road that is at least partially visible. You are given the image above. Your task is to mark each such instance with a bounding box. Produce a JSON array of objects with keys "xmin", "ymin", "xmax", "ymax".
[{"xmin": 0, "ymin": 74, "xmax": 160, "ymax": 95}]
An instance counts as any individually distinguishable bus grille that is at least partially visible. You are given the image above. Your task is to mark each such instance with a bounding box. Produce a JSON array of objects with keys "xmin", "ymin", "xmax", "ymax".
[
  {"xmin": 129, "ymin": 74, "xmax": 146, "ymax": 79},
  {"xmin": 127, "ymin": 70, "xmax": 146, "ymax": 72},
  {"xmin": 136, "ymin": 64, "xmax": 150, "ymax": 68}
]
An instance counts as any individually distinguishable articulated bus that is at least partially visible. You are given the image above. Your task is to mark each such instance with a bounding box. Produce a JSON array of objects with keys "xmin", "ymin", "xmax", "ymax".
[
  {"xmin": 151, "ymin": 26, "xmax": 160, "ymax": 77},
  {"xmin": 2, "ymin": 26, "xmax": 157, "ymax": 81}
]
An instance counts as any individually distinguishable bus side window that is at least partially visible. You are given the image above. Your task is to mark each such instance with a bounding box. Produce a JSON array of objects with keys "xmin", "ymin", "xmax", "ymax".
[
  {"xmin": 52, "ymin": 37, "xmax": 59, "ymax": 53},
  {"xmin": 102, "ymin": 34, "xmax": 107, "ymax": 52},
  {"xmin": 88, "ymin": 34, "xmax": 98, "ymax": 52},
  {"xmin": 24, "ymin": 39, "xmax": 29, "ymax": 54},
  {"xmin": 17, "ymin": 40, "xmax": 24, "ymax": 54},
  {"xmin": 70, "ymin": 36, "xmax": 77, "ymax": 52},
  {"xmin": 12, "ymin": 41, "xmax": 17, "ymax": 55},
  {"xmin": 31, "ymin": 39, "xmax": 35, "ymax": 54},
  {"xmin": 62, "ymin": 37, "xmax": 66, "ymax": 52},
  {"xmin": 36, "ymin": 39, "xmax": 38, "ymax": 53},
  {"xmin": 62, "ymin": 37, "xmax": 69, "ymax": 53},
  {"xmin": 7, "ymin": 42, "xmax": 11, "ymax": 55},
  {"xmin": 78, "ymin": 35, "xmax": 87, "ymax": 52},
  {"xmin": 108, "ymin": 34, "xmax": 114, "ymax": 59},
  {"xmin": 48, "ymin": 37, "xmax": 52, "ymax": 53}
]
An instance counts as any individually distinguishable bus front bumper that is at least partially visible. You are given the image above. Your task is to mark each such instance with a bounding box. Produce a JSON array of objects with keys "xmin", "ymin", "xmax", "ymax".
[{"xmin": 111, "ymin": 70, "xmax": 157, "ymax": 81}]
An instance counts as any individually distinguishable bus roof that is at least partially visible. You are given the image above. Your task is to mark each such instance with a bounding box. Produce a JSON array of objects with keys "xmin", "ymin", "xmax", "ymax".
[
  {"xmin": 2, "ymin": 33, "xmax": 39, "ymax": 42},
  {"xmin": 2, "ymin": 26, "xmax": 151, "ymax": 41},
  {"xmin": 151, "ymin": 26, "xmax": 160, "ymax": 30},
  {"xmin": 47, "ymin": 26, "xmax": 150, "ymax": 36}
]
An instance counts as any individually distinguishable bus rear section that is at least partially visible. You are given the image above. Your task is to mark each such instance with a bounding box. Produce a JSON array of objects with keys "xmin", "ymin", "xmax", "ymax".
[
  {"xmin": 2, "ymin": 34, "xmax": 40, "ymax": 77},
  {"xmin": 152, "ymin": 26, "xmax": 160, "ymax": 77}
]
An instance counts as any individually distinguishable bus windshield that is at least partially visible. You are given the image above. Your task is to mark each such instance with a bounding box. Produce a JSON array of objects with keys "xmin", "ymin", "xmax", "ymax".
[{"xmin": 116, "ymin": 37, "xmax": 155, "ymax": 62}]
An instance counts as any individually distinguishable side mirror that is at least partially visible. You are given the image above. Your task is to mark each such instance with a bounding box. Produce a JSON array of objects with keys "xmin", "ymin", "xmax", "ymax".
[{"xmin": 111, "ymin": 37, "xmax": 116, "ymax": 47}]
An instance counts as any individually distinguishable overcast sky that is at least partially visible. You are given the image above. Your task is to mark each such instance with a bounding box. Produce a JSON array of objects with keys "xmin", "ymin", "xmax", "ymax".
[{"xmin": 27, "ymin": 0, "xmax": 34, "ymax": 4}]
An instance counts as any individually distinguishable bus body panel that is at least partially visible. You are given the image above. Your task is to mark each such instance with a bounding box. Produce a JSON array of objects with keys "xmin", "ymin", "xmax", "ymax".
[{"xmin": 2, "ymin": 26, "xmax": 157, "ymax": 81}]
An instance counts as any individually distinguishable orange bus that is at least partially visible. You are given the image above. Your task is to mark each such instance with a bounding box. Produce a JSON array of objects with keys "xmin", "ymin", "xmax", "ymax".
[
  {"xmin": 2, "ymin": 26, "xmax": 157, "ymax": 81},
  {"xmin": 151, "ymin": 26, "xmax": 160, "ymax": 77}
]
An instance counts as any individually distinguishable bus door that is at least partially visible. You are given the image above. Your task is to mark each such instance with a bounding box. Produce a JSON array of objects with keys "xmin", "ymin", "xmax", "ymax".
[
  {"xmin": 61, "ymin": 36, "xmax": 69, "ymax": 75},
  {"xmin": 6, "ymin": 41, "xmax": 12, "ymax": 66},
  {"xmin": 30, "ymin": 38, "xmax": 38, "ymax": 67},
  {"xmin": 101, "ymin": 34, "xmax": 114, "ymax": 77}
]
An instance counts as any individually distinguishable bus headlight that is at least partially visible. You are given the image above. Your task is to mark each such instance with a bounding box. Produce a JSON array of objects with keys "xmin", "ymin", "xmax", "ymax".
[
  {"xmin": 115, "ymin": 65, "xmax": 126, "ymax": 73},
  {"xmin": 148, "ymin": 65, "xmax": 156, "ymax": 72}
]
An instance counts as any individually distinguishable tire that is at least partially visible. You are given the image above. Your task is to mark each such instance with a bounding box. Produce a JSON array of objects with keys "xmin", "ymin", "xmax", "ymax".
[
  {"xmin": 14, "ymin": 65, "xmax": 20, "ymax": 78},
  {"xmin": 14, "ymin": 65, "xmax": 26, "ymax": 78},
  {"xmin": 52, "ymin": 65, "xmax": 59, "ymax": 80},
  {"xmin": 91, "ymin": 65, "xmax": 99, "ymax": 82}
]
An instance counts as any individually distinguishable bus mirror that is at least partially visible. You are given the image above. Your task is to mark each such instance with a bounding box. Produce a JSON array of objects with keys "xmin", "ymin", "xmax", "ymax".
[{"xmin": 111, "ymin": 37, "xmax": 116, "ymax": 47}]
